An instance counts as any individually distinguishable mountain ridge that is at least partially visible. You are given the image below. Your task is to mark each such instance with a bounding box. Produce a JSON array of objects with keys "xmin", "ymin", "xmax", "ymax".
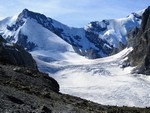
[{"xmin": 0, "ymin": 8, "xmax": 144, "ymax": 58}]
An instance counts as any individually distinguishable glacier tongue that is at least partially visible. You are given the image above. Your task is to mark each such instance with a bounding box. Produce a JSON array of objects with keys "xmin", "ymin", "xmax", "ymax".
[{"xmin": 31, "ymin": 47, "xmax": 150, "ymax": 107}]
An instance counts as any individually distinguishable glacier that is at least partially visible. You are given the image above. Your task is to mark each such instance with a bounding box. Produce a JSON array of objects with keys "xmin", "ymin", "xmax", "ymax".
[{"xmin": 30, "ymin": 47, "xmax": 150, "ymax": 108}]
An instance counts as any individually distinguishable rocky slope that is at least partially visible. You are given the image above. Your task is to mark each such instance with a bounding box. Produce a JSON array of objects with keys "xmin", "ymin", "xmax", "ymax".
[
  {"xmin": 127, "ymin": 6, "xmax": 150, "ymax": 74},
  {"xmin": 1, "ymin": 64, "xmax": 150, "ymax": 113},
  {"xmin": 0, "ymin": 35, "xmax": 37, "ymax": 70},
  {"xmin": 0, "ymin": 9, "xmax": 143, "ymax": 58}
]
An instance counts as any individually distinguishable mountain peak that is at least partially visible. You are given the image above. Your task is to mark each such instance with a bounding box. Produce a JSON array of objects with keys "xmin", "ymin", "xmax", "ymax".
[
  {"xmin": 22, "ymin": 8, "xmax": 30, "ymax": 13},
  {"xmin": 19, "ymin": 8, "xmax": 35, "ymax": 19},
  {"xmin": 18, "ymin": 8, "xmax": 50, "ymax": 22},
  {"xmin": 21, "ymin": 8, "xmax": 30, "ymax": 15}
]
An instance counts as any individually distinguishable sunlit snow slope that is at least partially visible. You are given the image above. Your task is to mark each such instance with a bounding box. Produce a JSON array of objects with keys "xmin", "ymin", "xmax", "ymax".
[{"xmin": 31, "ymin": 47, "xmax": 150, "ymax": 108}]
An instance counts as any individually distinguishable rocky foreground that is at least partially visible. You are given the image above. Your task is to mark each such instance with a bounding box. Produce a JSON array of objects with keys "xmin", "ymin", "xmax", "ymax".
[{"xmin": 0, "ymin": 64, "xmax": 150, "ymax": 113}]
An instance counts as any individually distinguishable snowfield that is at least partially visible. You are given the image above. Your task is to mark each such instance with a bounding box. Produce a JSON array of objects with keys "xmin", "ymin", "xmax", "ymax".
[{"xmin": 31, "ymin": 47, "xmax": 150, "ymax": 108}]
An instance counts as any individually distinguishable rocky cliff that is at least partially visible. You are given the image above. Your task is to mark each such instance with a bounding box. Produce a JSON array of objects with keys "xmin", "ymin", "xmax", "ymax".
[{"xmin": 127, "ymin": 6, "xmax": 150, "ymax": 75}]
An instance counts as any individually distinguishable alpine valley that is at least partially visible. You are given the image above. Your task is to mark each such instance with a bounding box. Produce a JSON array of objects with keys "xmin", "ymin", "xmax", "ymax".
[{"xmin": 0, "ymin": 6, "xmax": 150, "ymax": 113}]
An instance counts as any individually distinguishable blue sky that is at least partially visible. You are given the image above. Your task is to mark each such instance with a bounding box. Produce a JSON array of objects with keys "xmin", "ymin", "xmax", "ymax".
[{"xmin": 0, "ymin": 0, "xmax": 149, "ymax": 27}]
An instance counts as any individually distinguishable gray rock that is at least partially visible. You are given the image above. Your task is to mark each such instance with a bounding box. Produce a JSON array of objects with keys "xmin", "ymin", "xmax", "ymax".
[
  {"xmin": 127, "ymin": 6, "xmax": 150, "ymax": 75},
  {"xmin": 0, "ymin": 35, "xmax": 37, "ymax": 70}
]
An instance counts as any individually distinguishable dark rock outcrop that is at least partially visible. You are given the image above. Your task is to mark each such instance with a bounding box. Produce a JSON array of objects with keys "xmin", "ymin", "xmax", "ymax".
[
  {"xmin": 0, "ymin": 35, "xmax": 37, "ymax": 70},
  {"xmin": 17, "ymin": 31, "xmax": 37, "ymax": 51},
  {"xmin": 127, "ymin": 6, "xmax": 150, "ymax": 74}
]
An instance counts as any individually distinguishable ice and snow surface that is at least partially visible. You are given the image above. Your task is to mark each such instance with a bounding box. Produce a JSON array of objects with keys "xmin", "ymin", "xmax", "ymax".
[
  {"xmin": 21, "ymin": 18, "xmax": 75, "ymax": 51},
  {"xmin": 85, "ymin": 12, "xmax": 142, "ymax": 48},
  {"xmin": 0, "ymin": 14, "xmax": 20, "ymax": 38},
  {"xmin": 31, "ymin": 47, "xmax": 150, "ymax": 108}
]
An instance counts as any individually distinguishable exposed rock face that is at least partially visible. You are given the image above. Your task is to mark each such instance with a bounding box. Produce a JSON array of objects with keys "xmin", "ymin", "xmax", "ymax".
[
  {"xmin": 0, "ymin": 64, "xmax": 60, "ymax": 112},
  {"xmin": 0, "ymin": 35, "xmax": 37, "ymax": 70},
  {"xmin": 17, "ymin": 31, "xmax": 37, "ymax": 51},
  {"xmin": 127, "ymin": 6, "xmax": 150, "ymax": 74}
]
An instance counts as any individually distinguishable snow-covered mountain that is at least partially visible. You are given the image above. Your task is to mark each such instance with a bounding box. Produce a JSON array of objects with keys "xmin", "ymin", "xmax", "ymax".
[
  {"xmin": 0, "ymin": 8, "xmax": 150, "ymax": 108},
  {"xmin": 0, "ymin": 9, "xmax": 144, "ymax": 58}
]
